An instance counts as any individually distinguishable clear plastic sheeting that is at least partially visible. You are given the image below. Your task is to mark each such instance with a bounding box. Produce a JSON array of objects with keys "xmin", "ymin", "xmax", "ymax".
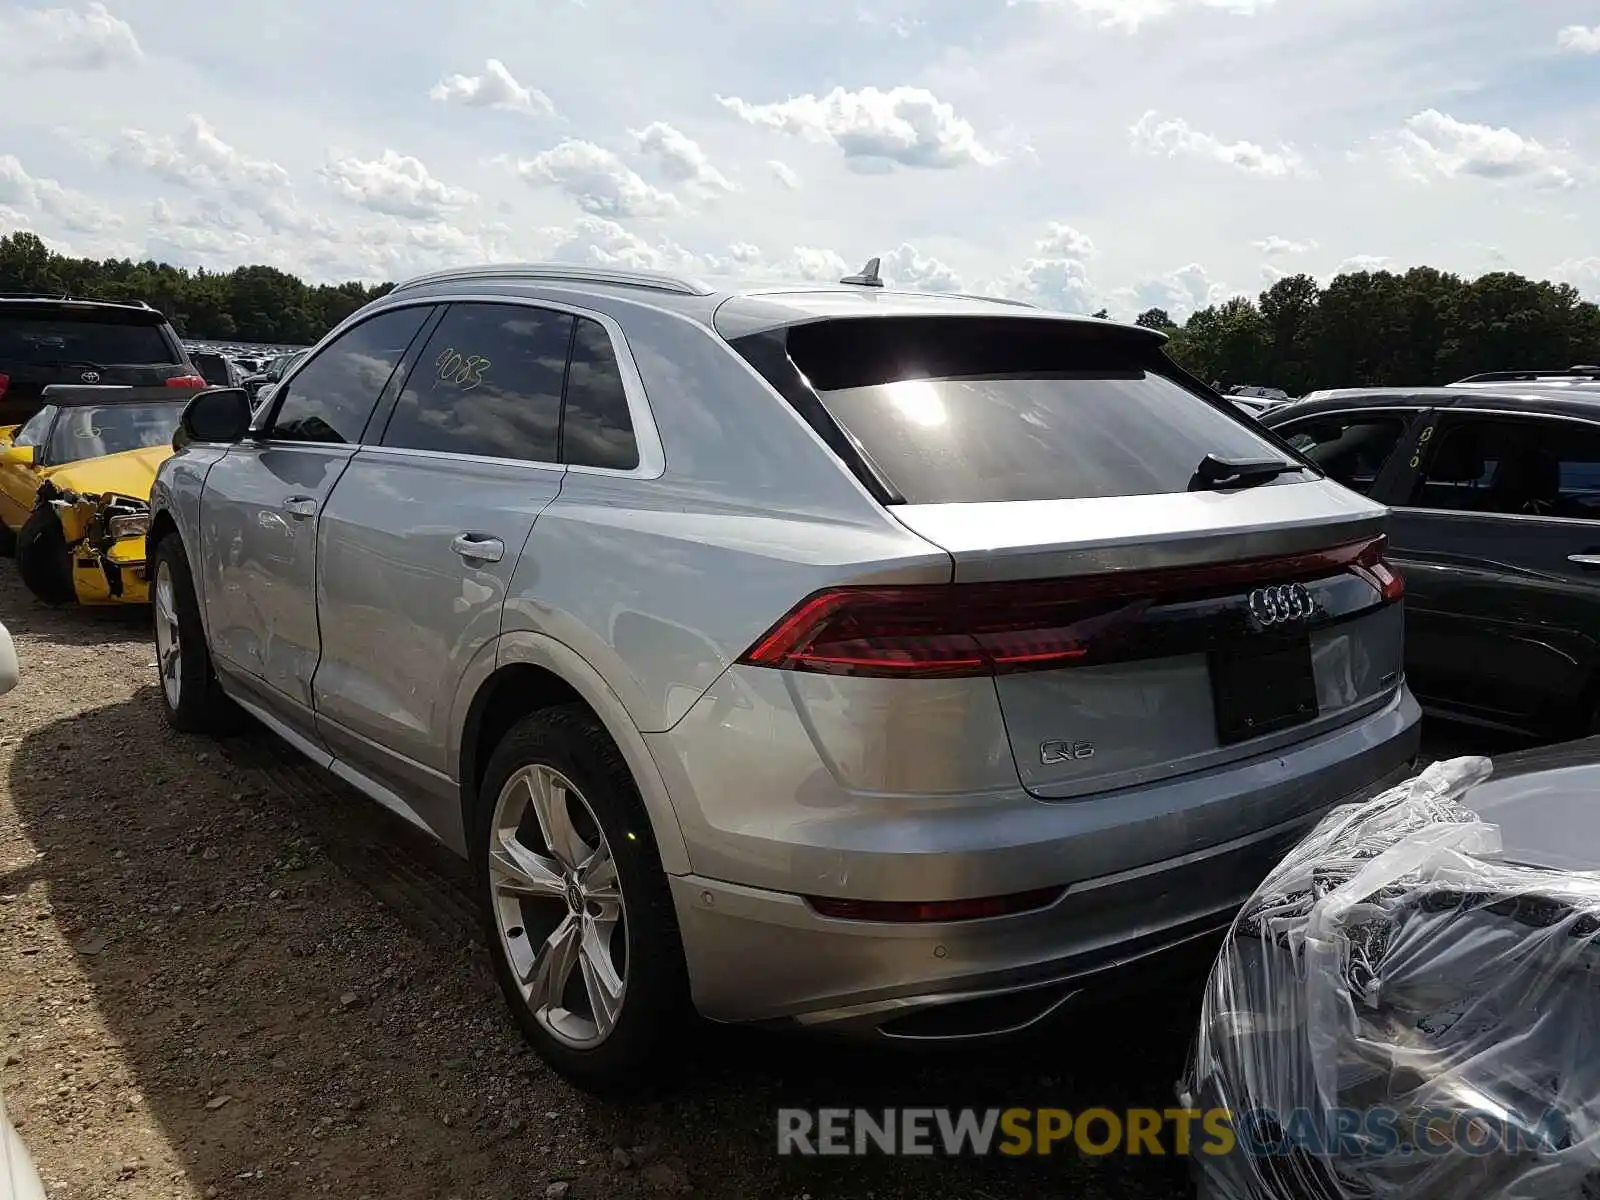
[{"xmin": 1182, "ymin": 756, "xmax": 1600, "ymax": 1199}]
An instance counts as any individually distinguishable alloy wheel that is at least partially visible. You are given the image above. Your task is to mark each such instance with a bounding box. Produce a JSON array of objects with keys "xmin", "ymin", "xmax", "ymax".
[
  {"xmin": 153, "ymin": 559, "xmax": 182, "ymax": 709},
  {"xmin": 488, "ymin": 764, "xmax": 627, "ymax": 1048}
]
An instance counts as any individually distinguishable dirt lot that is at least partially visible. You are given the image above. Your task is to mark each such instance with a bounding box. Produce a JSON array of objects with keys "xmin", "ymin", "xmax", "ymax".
[{"xmin": 0, "ymin": 567, "xmax": 1506, "ymax": 1200}]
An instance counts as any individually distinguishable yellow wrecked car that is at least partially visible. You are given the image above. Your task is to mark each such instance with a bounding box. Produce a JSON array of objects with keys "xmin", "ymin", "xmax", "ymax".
[{"xmin": 0, "ymin": 385, "xmax": 197, "ymax": 605}]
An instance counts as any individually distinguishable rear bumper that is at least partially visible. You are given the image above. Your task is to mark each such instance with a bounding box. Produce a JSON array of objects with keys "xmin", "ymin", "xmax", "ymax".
[{"xmin": 664, "ymin": 685, "xmax": 1421, "ymax": 1031}]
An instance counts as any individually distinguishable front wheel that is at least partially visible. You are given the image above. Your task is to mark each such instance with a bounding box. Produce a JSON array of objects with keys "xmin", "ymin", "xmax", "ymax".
[
  {"xmin": 15, "ymin": 507, "xmax": 74, "ymax": 604},
  {"xmin": 150, "ymin": 535, "xmax": 243, "ymax": 734},
  {"xmin": 473, "ymin": 704, "xmax": 689, "ymax": 1093}
]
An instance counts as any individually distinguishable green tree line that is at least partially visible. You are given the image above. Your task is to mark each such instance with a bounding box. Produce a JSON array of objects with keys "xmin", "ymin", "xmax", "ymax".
[
  {"xmin": 0, "ymin": 231, "xmax": 390, "ymax": 346},
  {"xmin": 4, "ymin": 230, "xmax": 1597, "ymax": 389}
]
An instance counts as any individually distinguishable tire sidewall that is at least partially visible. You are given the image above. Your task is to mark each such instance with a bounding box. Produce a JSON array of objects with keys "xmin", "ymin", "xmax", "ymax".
[
  {"xmin": 16, "ymin": 507, "xmax": 75, "ymax": 604},
  {"xmin": 472, "ymin": 706, "xmax": 687, "ymax": 1091},
  {"xmin": 150, "ymin": 534, "xmax": 231, "ymax": 733}
]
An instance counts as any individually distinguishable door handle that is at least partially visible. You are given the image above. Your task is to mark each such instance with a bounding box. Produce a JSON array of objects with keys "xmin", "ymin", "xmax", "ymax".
[
  {"xmin": 451, "ymin": 533, "xmax": 505, "ymax": 563},
  {"xmin": 283, "ymin": 497, "xmax": 317, "ymax": 518},
  {"xmin": 1569, "ymin": 554, "xmax": 1600, "ymax": 568}
]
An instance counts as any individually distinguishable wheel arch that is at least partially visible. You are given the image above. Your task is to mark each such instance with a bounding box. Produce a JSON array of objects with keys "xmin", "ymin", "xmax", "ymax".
[{"xmin": 453, "ymin": 632, "xmax": 692, "ymax": 875}]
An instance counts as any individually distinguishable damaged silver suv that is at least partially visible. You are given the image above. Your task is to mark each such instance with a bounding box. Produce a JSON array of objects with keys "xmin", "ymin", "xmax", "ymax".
[{"xmin": 146, "ymin": 261, "xmax": 1421, "ymax": 1090}]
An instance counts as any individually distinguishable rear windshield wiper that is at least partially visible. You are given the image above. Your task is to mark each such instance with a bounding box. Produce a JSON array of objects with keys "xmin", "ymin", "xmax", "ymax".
[{"xmin": 1189, "ymin": 453, "xmax": 1307, "ymax": 491}]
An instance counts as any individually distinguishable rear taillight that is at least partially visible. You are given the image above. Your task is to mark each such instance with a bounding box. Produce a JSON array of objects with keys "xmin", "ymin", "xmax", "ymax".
[
  {"xmin": 165, "ymin": 373, "xmax": 207, "ymax": 388},
  {"xmin": 1353, "ymin": 537, "xmax": 1405, "ymax": 603},
  {"xmin": 739, "ymin": 535, "xmax": 1403, "ymax": 679},
  {"xmin": 0, "ymin": 372, "xmax": 8, "ymax": 400}
]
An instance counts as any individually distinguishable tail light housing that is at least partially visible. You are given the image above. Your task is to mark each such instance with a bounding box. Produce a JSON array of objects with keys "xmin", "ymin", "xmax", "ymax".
[
  {"xmin": 165, "ymin": 373, "xmax": 207, "ymax": 388},
  {"xmin": 0, "ymin": 372, "xmax": 8, "ymax": 401},
  {"xmin": 738, "ymin": 535, "xmax": 1405, "ymax": 680}
]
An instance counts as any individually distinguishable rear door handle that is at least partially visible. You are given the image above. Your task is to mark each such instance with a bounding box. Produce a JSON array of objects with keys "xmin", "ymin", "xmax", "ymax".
[
  {"xmin": 1569, "ymin": 554, "xmax": 1600, "ymax": 568},
  {"xmin": 451, "ymin": 533, "xmax": 505, "ymax": 564},
  {"xmin": 283, "ymin": 497, "xmax": 317, "ymax": 518}
]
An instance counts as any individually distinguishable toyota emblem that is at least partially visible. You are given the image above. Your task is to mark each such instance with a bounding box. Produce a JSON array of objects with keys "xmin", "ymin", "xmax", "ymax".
[
  {"xmin": 1247, "ymin": 583, "xmax": 1315, "ymax": 630},
  {"xmin": 80, "ymin": 370, "xmax": 100, "ymax": 383}
]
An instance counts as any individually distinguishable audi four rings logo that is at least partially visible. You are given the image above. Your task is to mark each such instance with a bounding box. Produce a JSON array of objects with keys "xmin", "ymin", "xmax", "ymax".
[{"xmin": 1248, "ymin": 583, "xmax": 1315, "ymax": 628}]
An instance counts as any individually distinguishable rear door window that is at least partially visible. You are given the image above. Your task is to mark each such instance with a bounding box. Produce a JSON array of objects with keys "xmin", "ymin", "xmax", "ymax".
[
  {"xmin": 1275, "ymin": 413, "xmax": 1408, "ymax": 495},
  {"xmin": 379, "ymin": 302, "xmax": 572, "ymax": 463},
  {"xmin": 1410, "ymin": 416, "xmax": 1600, "ymax": 520},
  {"xmin": 746, "ymin": 317, "xmax": 1297, "ymax": 505},
  {"xmin": 0, "ymin": 315, "xmax": 178, "ymax": 365}
]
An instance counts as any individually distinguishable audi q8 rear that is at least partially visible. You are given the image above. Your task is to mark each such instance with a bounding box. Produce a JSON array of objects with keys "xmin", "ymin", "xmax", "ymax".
[{"xmin": 150, "ymin": 268, "xmax": 1419, "ymax": 1089}]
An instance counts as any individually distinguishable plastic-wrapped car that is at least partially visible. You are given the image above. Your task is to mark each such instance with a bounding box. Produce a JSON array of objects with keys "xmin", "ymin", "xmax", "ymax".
[{"xmin": 1184, "ymin": 747, "xmax": 1600, "ymax": 1199}]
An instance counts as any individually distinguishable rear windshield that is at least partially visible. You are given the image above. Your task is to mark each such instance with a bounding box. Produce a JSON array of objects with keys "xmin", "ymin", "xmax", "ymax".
[
  {"xmin": 0, "ymin": 315, "xmax": 178, "ymax": 367},
  {"xmin": 776, "ymin": 317, "xmax": 1295, "ymax": 505},
  {"xmin": 47, "ymin": 402, "xmax": 186, "ymax": 465}
]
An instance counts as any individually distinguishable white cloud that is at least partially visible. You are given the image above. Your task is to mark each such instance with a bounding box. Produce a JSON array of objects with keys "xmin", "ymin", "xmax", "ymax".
[
  {"xmin": 768, "ymin": 160, "xmax": 800, "ymax": 189},
  {"xmin": 718, "ymin": 85, "xmax": 999, "ymax": 169},
  {"xmin": 429, "ymin": 59, "xmax": 554, "ymax": 117},
  {"xmin": 629, "ymin": 122, "xmax": 736, "ymax": 195},
  {"xmin": 1335, "ymin": 254, "xmax": 1392, "ymax": 274},
  {"xmin": 0, "ymin": 154, "xmax": 122, "ymax": 233},
  {"xmin": 1553, "ymin": 257, "xmax": 1600, "ymax": 299},
  {"xmin": 882, "ymin": 243, "xmax": 962, "ymax": 291},
  {"xmin": 0, "ymin": 1, "xmax": 141, "ymax": 69},
  {"xmin": 1254, "ymin": 235, "xmax": 1318, "ymax": 256},
  {"xmin": 1383, "ymin": 109, "xmax": 1580, "ymax": 189},
  {"xmin": 1557, "ymin": 25, "xmax": 1600, "ymax": 54},
  {"xmin": 320, "ymin": 150, "xmax": 475, "ymax": 218},
  {"xmin": 1018, "ymin": 0, "xmax": 1275, "ymax": 32},
  {"xmin": 1131, "ymin": 111, "xmax": 1312, "ymax": 178},
  {"xmin": 1036, "ymin": 222, "xmax": 1096, "ymax": 258},
  {"xmin": 1119, "ymin": 263, "xmax": 1229, "ymax": 321},
  {"xmin": 115, "ymin": 115, "xmax": 290, "ymax": 194},
  {"xmin": 507, "ymin": 139, "xmax": 681, "ymax": 218}
]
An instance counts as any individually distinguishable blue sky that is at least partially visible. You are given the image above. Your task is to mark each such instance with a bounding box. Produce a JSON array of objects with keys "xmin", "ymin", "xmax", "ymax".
[{"xmin": 0, "ymin": 0, "xmax": 1596, "ymax": 318}]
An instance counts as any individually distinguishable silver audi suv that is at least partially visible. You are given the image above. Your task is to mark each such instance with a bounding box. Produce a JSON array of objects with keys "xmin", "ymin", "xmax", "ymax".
[{"xmin": 146, "ymin": 261, "xmax": 1421, "ymax": 1089}]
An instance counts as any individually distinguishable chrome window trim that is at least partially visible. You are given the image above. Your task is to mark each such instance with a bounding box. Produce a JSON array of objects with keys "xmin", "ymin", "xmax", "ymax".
[
  {"xmin": 250, "ymin": 293, "xmax": 664, "ymax": 479},
  {"xmin": 351, "ymin": 443, "xmax": 566, "ymax": 476},
  {"xmin": 1392, "ymin": 407, "xmax": 1600, "ymax": 527},
  {"xmin": 1268, "ymin": 405, "xmax": 1426, "ymax": 431}
]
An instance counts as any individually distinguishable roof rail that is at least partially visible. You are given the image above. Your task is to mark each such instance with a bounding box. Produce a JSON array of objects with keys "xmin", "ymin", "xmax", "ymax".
[
  {"xmin": 389, "ymin": 262, "xmax": 715, "ymax": 298},
  {"xmin": 1454, "ymin": 367, "xmax": 1600, "ymax": 383},
  {"xmin": 944, "ymin": 291, "xmax": 1039, "ymax": 309},
  {"xmin": 0, "ymin": 292, "xmax": 157, "ymax": 310}
]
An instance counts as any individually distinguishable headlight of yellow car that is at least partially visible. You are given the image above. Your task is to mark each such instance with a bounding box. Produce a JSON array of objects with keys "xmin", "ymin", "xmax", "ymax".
[{"xmin": 108, "ymin": 513, "xmax": 151, "ymax": 539}]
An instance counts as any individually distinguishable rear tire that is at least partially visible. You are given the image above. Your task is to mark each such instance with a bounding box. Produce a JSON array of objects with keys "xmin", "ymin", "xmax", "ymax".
[
  {"xmin": 150, "ymin": 534, "xmax": 243, "ymax": 734},
  {"xmin": 472, "ymin": 704, "xmax": 690, "ymax": 1094},
  {"xmin": 16, "ymin": 507, "xmax": 75, "ymax": 605}
]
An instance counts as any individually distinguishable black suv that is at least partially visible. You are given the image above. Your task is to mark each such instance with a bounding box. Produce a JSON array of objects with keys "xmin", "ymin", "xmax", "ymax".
[
  {"xmin": 1262, "ymin": 378, "xmax": 1600, "ymax": 739},
  {"xmin": 0, "ymin": 296, "xmax": 204, "ymax": 427}
]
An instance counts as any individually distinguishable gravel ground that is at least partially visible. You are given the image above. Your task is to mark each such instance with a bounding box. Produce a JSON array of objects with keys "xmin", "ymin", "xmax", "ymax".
[{"xmin": 0, "ymin": 566, "xmax": 1518, "ymax": 1200}]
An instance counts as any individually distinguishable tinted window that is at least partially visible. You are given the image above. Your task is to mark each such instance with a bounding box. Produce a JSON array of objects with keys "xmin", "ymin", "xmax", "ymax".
[
  {"xmin": 761, "ymin": 317, "xmax": 1295, "ymax": 505},
  {"xmin": 1411, "ymin": 417, "xmax": 1600, "ymax": 520},
  {"xmin": 47, "ymin": 402, "xmax": 186, "ymax": 464},
  {"xmin": 192, "ymin": 353, "xmax": 232, "ymax": 386},
  {"xmin": 0, "ymin": 315, "xmax": 178, "ymax": 366},
  {"xmin": 12, "ymin": 405, "xmax": 56, "ymax": 447},
  {"xmin": 270, "ymin": 308, "xmax": 431, "ymax": 445},
  {"xmin": 381, "ymin": 303, "xmax": 571, "ymax": 463},
  {"xmin": 1277, "ymin": 414, "xmax": 1407, "ymax": 495},
  {"xmin": 562, "ymin": 318, "xmax": 638, "ymax": 470}
]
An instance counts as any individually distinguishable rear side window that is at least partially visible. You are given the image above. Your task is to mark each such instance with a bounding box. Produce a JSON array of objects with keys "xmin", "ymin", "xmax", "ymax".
[
  {"xmin": 561, "ymin": 317, "xmax": 639, "ymax": 470},
  {"xmin": 0, "ymin": 314, "xmax": 178, "ymax": 366},
  {"xmin": 270, "ymin": 307, "xmax": 432, "ymax": 445},
  {"xmin": 756, "ymin": 317, "xmax": 1294, "ymax": 505},
  {"xmin": 380, "ymin": 302, "xmax": 572, "ymax": 463}
]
